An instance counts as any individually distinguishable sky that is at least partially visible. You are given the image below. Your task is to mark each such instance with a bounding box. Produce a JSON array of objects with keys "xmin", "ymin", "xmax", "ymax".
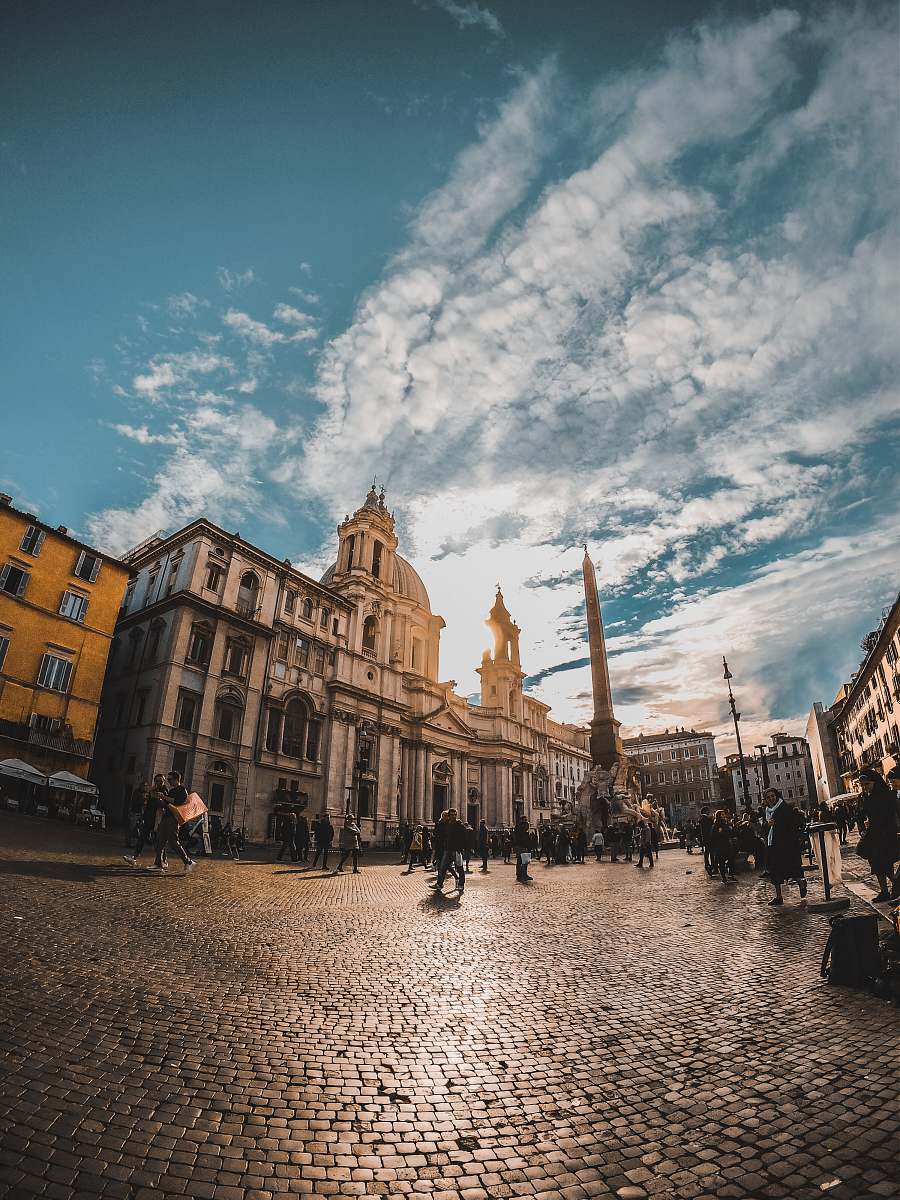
[{"xmin": 2, "ymin": 0, "xmax": 898, "ymax": 755}]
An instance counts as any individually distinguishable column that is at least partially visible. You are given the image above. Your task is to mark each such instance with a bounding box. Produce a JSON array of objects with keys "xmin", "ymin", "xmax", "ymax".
[
  {"xmin": 398, "ymin": 742, "xmax": 410, "ymax": 825},
  {"xmin": 414, "ymin": 743, "xmax": 426, "ymax": 824},
  {"xmin": 423, "ymin": 745, "xmax": 433, "ymax": 824}
]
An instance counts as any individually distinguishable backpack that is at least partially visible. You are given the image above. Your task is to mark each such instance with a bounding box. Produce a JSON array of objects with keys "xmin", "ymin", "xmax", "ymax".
[{"xmin": 821, "ymin": 913, "xmax": 881, "ymax": 988}]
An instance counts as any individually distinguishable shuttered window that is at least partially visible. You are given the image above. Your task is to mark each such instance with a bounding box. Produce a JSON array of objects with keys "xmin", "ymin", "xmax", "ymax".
[{"xmin": 37, "ymin": 653, "xmax": 73, "ymax": 692}]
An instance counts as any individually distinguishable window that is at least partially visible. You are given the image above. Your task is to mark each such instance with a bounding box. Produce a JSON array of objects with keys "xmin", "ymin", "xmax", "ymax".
[
  {"xmin": 0, "ymin": 631, "xmax": 8, "ymax": 671},
  {"xmin": 685, "ymin": 768, "xmax": 694, "ymax": 782},
  {"xmin": 74, "ymin": 550, "xmax": 101, "ymax": 582},
  {"xmin": 411, "ymin": 637, "xmax": 423, "ymax": 673},
  {"xmin": 306, "ymin": 719, "xmax": 321, "ymax": 761},
  {"xmin": 282, "ymin": 699, "xmax": 306, "ymax": 757},
  {"xmin": 186, "ymin": 624, "xmax": 211, "ymax": 667},
  {"xmin": 236, "ymin": 571, "xmax": 259, "ymax": 617},
  {"xmin": 209, "ymin": 782, "xmax": 226, "ymax": 814},
  {"xmin": 265, "ymin": 708, "xmax": 283, "ymax": 752},
  {"xmin": 302, "ymin": 597, "xmax": 314, "ymax": 620},
  {"xmin": 658, "ymin": 772, "xmax": 665, "ymax": 783},
  {"xmin": 656, "ymin": 752, "xmax": 663, "ymax": 762},
  {"xmin": 698, "ymin": 746, "xmax": 706, "ymax": 757},
  {"xmin": 205, "ymin": 564, "xmax": 223, "ymax": 591},
  {"xmin": 372, "ymin": 540, "xmax": 383, "ymax": 579},
  {"xmin": 285, "ymin": 590, "xmax": 296, "ymax": 614},
  {"xmin": 175, "ymin": 691, "xmax": 198, "ymax": 732},
  {"xmin": 683, "ymin": 748, "xmax": 691, "ymax": 759},
  {"xmin": 132, "ymin": 692, "xmax": 148, "ymax": 725},
  {"xmin": 314, "ymin": 645, "xmax": 326, "ymax": 674},
  {"xmin": 37, "ymin": 653, "xmax": 73, "ymax": 692},
  {"xmin": 320, "ymin": 607, "xmax": 329, "ymax": 629},
  {"xmin": 122, "ymin": 580, "xmax": 135, "ymax": 610},
  {"xmin": 147, "ymin": 621, "xmax": 164, "ymax": 663},
  {"xmin": 671, "ymin": 751, "xmax": 677, "ymax": 760},
  {"xmin": 346, "ymin": 534, "xmax": 356, "ymax": 571},
  {"xmin": 294, "ymin": 637, "xmax": 310, "ymax": 668},
  {"xmin": 0, "ymin": 563, "xmax": 29, "ymax": 597},
  {"xmin": 276, "ymin": 631, "xmax": 290, "ymax": 660},
  {"xmin": 31, "ymin": 713, "xmax": 61, "ymax": 733},
  {"xmin": 20, "ymin": 525, "xmax": 44, "ymax": 556},
  {"xmin": 332, "ymin": 618, "xmax": 339, "ymax": 636},
  {"xmin": 223, "ymin": 639, "xmax": 249, "ymax": 677},
  {"xmin": 164, "ymin": 559, "xmax": 180, "ymax": 596},
  {"xmin": 362, "ymin": 616, "xmax": 378, "ymax": 653},
  {"xmin": 215, "ymin": 698, "xmax": 242, "ymax": 742},
  {"xmin": 672, "ymin": 770, "xmax": 680, "ymax": 783},
  {"xmin": 59, "ymin": 591, "xmax": 89, "ymax": 623},
  {"xmin": 172, "ymin": 749, "xmax": 189, "ymax": 778}
]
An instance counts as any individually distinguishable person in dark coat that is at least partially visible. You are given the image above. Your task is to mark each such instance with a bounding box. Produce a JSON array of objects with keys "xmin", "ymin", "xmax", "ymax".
[
  {"xmin": 513, "ymin": 816, "xmax": 533, "ymax": 882},
  {"xmin": 310, "ymin": 813, "xmax": 334, "ymax": 870},
  {"xmin": 296, "ymin": 812, "xmax": 310, "ymax": 862},
  {"xmin": 276, "ymin": 811, "xmax": 298, "ymax": 862},
  {"xmin": 856, "ymin": 767, "xmax": 899, "ymax": 902},
  {"xmin": 765, "ymin": 787, "xmax": 806, "ymax": 905},
  {"xmin": 477, "ymin": 821, "xmax": 490, "ymax": 872}
]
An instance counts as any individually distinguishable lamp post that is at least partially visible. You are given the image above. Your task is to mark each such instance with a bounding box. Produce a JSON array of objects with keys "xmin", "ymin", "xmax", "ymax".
[{"xmin": 723, "ymin": 656, "xmax": 752, "ymax": 811}]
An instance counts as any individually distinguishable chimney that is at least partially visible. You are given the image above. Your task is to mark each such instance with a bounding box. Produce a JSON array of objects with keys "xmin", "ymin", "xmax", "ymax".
[
  {"xmin": 57, "ymin": 525, "xmax": 68, "ymax": 535},
  {"xmin": 0, "ymin": 494, "xmax": 11, "ymax": 506}
]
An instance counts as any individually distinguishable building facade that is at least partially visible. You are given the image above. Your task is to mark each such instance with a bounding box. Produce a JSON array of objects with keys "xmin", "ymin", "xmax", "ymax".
[
  {"xmin": 832, "ymin": 592, "xmax": 900, "ymax": 789},
  {"xmin": 726, "ymin": 732, "xmax": 816, "ymax": 810},
  {"xmin": 622, "ymin": 728, "xmax": 720, "ymax": 827},
  {"xmin": 548, "ymin": 726, "xmax": 592, "ymax": 823},
  {"xmin": 0, "ymin": 494, "xmax": 129, "ymax": 784},
  {"xmin": 95, "ymin": 488, "xmax": 590, "ymax": 840}
]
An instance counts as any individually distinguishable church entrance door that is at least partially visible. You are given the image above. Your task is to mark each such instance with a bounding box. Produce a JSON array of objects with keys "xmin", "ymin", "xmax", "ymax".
[{"xmin": 432, "ymin": 783, "xmax": 449, "ymax": 823}]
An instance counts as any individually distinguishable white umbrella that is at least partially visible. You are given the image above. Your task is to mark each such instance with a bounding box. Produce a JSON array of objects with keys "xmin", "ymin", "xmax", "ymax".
[
  {"xmin": 0, "ymin": 758, "xmax": 47, "ymax": 785},
  {"xmin": 47, "ymin": 771, "xmax": 99, "ymax": 795}
]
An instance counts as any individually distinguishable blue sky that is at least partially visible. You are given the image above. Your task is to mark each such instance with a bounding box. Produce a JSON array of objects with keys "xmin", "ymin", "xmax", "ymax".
[{"xmin": 2, "ymin": 0, "xmax": 898, "ymax": 751}]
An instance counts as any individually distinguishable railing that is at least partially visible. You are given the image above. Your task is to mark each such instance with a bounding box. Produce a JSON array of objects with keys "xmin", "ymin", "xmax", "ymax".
[
  {"xmin": 235, "ymin": 598, "xmax": 260, "ymax": 619},
  {"xmin": 361, "ymin": 647, "xmax": 377, "ymax": 659},
  {"xmin": 0, "ymin": 719, "xmax": 93, "ymax": 759}
]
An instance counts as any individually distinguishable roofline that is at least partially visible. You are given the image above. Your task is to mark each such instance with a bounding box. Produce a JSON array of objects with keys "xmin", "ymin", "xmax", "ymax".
[
  {"xmin": 622, "ymin": 729, "xmax": 715, "ymax": 745},
  {"xmin": 123, "ymin": 518, "xmax": 353, "ymax": 609},
  {"xmin": 834, "ymin": 589, "xmax": 900, "ymax": 717},
  {"xmin": 0, "ymin": 499, "xmax": 131, "ymax": 572}
]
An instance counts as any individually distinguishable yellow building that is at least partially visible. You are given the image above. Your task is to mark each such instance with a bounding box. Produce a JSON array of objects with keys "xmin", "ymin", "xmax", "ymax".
[{"xmin": 0, "ymin": 494, "xmax": 130, "ymax": 792}]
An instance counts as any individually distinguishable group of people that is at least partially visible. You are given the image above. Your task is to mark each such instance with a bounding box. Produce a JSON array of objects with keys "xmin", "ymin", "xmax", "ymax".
[
  {"xmin": 274, "ymin": 810, "xmax": 363, "ymax": 874},
  {"xmin": 122, "ymin": 770, "xmax": 198, "ymax": 872},
  {"xmin": 399, "ymin": 811, "xmax": 538, "ymax": 892}
]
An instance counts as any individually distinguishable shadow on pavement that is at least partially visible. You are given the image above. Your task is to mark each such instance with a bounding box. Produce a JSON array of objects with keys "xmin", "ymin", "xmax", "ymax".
[{"xmin": 0, "ymin": 858, "xmax": 137, "ymax": 883}]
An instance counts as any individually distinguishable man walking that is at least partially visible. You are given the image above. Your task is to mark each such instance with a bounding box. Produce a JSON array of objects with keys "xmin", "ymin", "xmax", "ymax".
[
  {"xmin": 310, "ymin": 812, "xmax": 334, "ymax": 870},
  {"xmin": 591, "ymin": 828, "xmax": 605, "ymax": 861},
  {"xmin": 296, "ymin": 811, "xmax": 310, "ymax": 862},
  {"xmin": 433, "ymin": 808, "xmax": 466, "ymax": 894},
  {"xmin": 123, "ymin": 774, "xmax": 169, "ymax": 867},
  {"xmin": 698, "ymin": 805, "xmax": 714, "ymax": 876},
  {"xmin": 635, "ymin": 818, "xmax": 654, "ymax": 869},
  {"xmin": 151, "ymin": 771, "xmax": 196, "ymax": 873},
  {"xmin": 276, "ymin": 810, "xmax": 298, "ymax": 862},
  {"xmin": 477, "ymin": 820, "xmax": 490, "ymax": 872},
  {"xmin": 335, "ymin": 815, "xmax": 362, "ymax": 873}
]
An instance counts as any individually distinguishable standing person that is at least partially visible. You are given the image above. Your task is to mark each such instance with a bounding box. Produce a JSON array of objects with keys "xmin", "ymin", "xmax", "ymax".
[
  {"xmin": 698, "ymin": 806, "xmax": 714, "ymax": 876},
  {"xmin": 513, "ymin": 816, "xmax": 533, "ymax": 882},
  {"xmin": 151, "ymin": 772, "xmax": 196, "ymax": 873},
  {"xmin": 295, "ymin": 812, "xmax": 310, "ymax": 863},
  {"xmin": 591, "ymin": 828, "xmax": 605, "ymax": 861},
  {"xmin": 635, "ymin": 819, "xmax": 654, "ymax": 869},
  {"xmin": 765, "ymin": 787, "xmax": 807, "ymax": 906},
  {"xmin": 432, "ymin": 811, "xmax": 450, "ymax": 873},
  {"xmin": 856, "ymin": 767, "xmax": 899, "ymax": 902},
  {"xmin": 276, "ymin": 810, "xmax": 298, "ymax": 862},
  {"xmin": 573, "ymin": 826, "xmax": 587, "ymax": 864},
  {"xmin": 123, "ymin": 774, "xmax": 169, "ymax": 867},
  {"xmin": 335, "ymin": 815, "xmax": 362, "ymax": 873},
  {"xmin": 833, "ymin": 800, "xmax": 849, "ymax": 845},
  {"xmin": 477, "ymin": 821, "xmax": 490, "ymax": 872},
  {"xmin": 462, "ymin": 821, "xmax": 475, "ymax": 874},
  {"xmin": 502, "ymin": 828, "xmax": 513, "ymax": 864},
  {"xmin": 310, "ymin": 812, "xmax": 334, "ymax": 870},
  {"xmin": 404, "ymin": 825, "xmax": 424, "ymax": 873},
  {"xmin": 710, "ymin": 810, "xmax": 737, "ymax": 884},
  {"xmin": 399, "ymin": 822, "xmax": 413, "ymax": 864}
]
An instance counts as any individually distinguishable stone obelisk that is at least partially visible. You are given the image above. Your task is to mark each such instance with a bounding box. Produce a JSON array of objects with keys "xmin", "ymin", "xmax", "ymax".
[{"xmin": 583, "ymin": 545, "xmax": 624, "ymax": 768}]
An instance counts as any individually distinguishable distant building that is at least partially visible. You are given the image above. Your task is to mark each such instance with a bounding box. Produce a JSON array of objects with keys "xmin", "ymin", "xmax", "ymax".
[
  {"xmin": 548, "ymin": 725, "xmax": 592, "ymax": 822},
  {"xmin": 805, "ymin": 698, "xmax": 845, "ymax": 803},
  {"xmin": 94, "ymin": 489, "xmax": 589, "ymax": 839},
  {"xmin": 831, "ymin": 592, "xmax": 900, "ymax": 789},
  {"xmin": 728, "ymin": 732, "xmax": 816, "ymax": 810},
  {"xmin": 622, "ymin": 728, "xmax": 719, "ymax": 826},
  {"xmin": 0, "ymin": 493, "xmax": 130, "ymax": 795}
]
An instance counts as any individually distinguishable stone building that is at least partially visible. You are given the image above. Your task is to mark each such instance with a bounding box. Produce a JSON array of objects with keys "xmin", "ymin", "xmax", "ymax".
[
  {"xmin": 95, "ymin": 487, "xmax": 589, "ymax": 840},
  {"xmin": 727, "ymin": 732, "xmax": 816, "ymax": 810},
  {"xmin": 805, "ymin": 698, "xmax": 845, "ymax": 803},
  {"xmin": 0, "ymin": 493, "xmax": 129, "ymax": 796},
  {"xmin": 622, "ymin": 728, "xmax": 720, "ymax": 827},
  {"xmin": 831, "ymin": 592, "xmax": 900, "ymax": 789}
]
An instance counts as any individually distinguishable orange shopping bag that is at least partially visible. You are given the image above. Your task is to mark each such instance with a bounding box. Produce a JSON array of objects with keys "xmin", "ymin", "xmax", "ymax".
[{"xmin": 169, "ymin": 791, "xmax": 208, "ymax": 825}]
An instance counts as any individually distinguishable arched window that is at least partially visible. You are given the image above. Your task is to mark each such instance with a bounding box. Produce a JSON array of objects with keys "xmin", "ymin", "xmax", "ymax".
[
  {"xmin": 237, "ymin": 571, "xmax": 260, "ymax": 617},
  {"xmin": 215, "ymin": 695, "xmax": 243, "ymax": 742},
  {"xmin": 362, "ymin": 615, "xmax": 378, "ymax": 653},
  {"xmin": 411, "ymin": 636, "xmax": 423, "ymax": 673},
  {"xmin": 282, "ymin": 698, "xmax": 306, "ymax": 758},
  {"xmin": 372, "ymin": 540, "xmax": 383, "ymax": 579},
  {"xmin": 345, "ymin": 534, "xmax": 356, "ymax": 571},
  {"xmin": 302, "ymin": 597, "xmax": 314, "ymax": 620}
]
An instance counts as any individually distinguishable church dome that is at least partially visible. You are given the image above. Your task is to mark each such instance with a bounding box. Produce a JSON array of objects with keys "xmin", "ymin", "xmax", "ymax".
[{"xmin": 320, "ymin": 553, "xmax": 431, "ymax": 613}]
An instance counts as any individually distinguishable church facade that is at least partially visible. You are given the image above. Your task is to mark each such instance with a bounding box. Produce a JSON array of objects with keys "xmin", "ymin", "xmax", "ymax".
[{"xmin": 94, "ymin": 487, "xmax": 590, "ymax": 840}]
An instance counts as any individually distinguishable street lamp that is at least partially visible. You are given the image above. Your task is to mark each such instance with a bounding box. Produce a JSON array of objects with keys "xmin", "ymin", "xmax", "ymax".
[{"xmin": 723, "ymin": 656, "xmax": 752, "ymax": 811}]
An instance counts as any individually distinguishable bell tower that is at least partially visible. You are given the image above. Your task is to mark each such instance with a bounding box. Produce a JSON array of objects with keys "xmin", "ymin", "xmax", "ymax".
[
  {"xmin": 333, "ymin": 482, "xmax": 399, "ymax": 588},
  {"xmin": 477, "ymin": 586, "xmax": 524, "ymax": 715}
]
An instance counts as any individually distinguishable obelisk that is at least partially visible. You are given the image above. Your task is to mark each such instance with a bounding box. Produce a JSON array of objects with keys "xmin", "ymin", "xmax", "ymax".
[{"xmin": 582, "ymin": 545, "xmax": 624, "ymax": 768}]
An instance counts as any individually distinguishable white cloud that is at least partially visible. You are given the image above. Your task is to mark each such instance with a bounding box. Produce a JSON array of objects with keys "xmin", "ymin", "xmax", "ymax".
[
  {"xmin": 426, "ymin": 0, "xmax": 503, "ymax": 37},
  {"xmin": 166, "ymin": 292, "xmax": 209, "ymax": 319},
  {"xmin": 224, "ymin": 308, "xmax": 318, "ymax": 346},
  {"xmin": 109, "ymin": 423, "xmax": 184, "ymax": 446},
  {"xmin": 216, "ymin": 266, "xmax": 256, "ymax": 293}
]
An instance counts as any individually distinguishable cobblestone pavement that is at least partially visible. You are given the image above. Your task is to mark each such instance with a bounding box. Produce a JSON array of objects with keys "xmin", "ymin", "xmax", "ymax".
[{"xmin": 1, "ymin": 813, "xmax": 897, "ymax": 1200}]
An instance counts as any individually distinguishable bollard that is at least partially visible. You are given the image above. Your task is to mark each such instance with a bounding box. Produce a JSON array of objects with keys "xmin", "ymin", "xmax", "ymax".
[{"xmin": 807, "ymin": 821, "xmax": 850, "ymax": 913}]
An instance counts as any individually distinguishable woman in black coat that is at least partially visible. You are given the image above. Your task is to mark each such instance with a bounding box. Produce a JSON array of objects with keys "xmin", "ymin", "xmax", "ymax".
[
  {"xmin": 765, "ymin": 787, "xmax": 807, "ymax": 906},
  {"xmin": 856, "ymin": 768, "xmax": 899, "ymax": 902}
]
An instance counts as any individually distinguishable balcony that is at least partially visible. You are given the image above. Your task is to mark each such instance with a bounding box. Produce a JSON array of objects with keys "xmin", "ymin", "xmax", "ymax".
[
  {"xmin": 0, "ymin": 718, "xmax": 94, "ymax": 760},
  {"xmin": 235, "ymin": 598, "xmax": 260, "ymax": 619},
  {"xmin": 361, "ymin": 647, "xmax": 377, "ymax": 660}
]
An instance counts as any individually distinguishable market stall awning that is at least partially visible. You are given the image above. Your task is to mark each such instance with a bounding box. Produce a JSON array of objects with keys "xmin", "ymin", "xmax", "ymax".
[
  {"xmin": 0, "ymin": 758, "xmax": 47, "ymax": 785},
  {"xmin": 47, "ymin": 771, "xmax": 99, "ymax": 795}
]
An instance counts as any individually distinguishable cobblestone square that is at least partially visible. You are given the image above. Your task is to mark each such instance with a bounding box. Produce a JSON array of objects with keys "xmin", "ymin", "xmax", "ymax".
[{"xmin": 1, "ymin": 814, "xmax": 897, "ymax": 1200}]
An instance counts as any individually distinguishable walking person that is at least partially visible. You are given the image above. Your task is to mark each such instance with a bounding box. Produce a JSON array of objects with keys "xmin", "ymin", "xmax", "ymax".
[
  {"xmin": 276, "ymin": 810, "xmax": 298, "ymax": 862},
  {"xmin": 310, "ymin": 812, "xmax": 334, "ymax": 870},
  {"xmin": 573, "ymin": 826, "xmax": 587, "ymax": 864},
  {"xmin": 635, "ymin": 819, "xmax": 654, "ymax": 869},
  {"xmin": 765, "ymin": 787, "xmax": 807, "ymax": 906},
  {"xmin": 477, "ymin": 820, "xmax": 490, "ymax": 872},
  {"xmin": 404, "ymin": 825, "xmax": 424, "ymax": 873},
  {"xmin": 513, "ymin": 816, "xmax": 533, "ymax": 882},
  {"xmin": 855, "ymin": 767, "xmax": 899, "ymax": 903},
  {"xmin": 591, "ymin": 828, "xmax": 605, "ymax": 861},
  {"xmin": 710, "ymin": 809, "xmax": 737, "ymax": 884},
  {"xmin": 151, "ymin": 771, "xmax": 196, "ymax": 873},
  {"xmin": 334, "ymin": 815, "xmax": 362, "ymax": 873},
  {"xmin": 698, "ymin": 806, "xmax": 714, "ymax": 876},
  {"xmin": 433, "ymin": 808, "xmax": 466, "ymax": 894},
  {"xmin": 295, "ymin": 812, "xmax": 310, "ymax": 862},
  {"xmin": 123, "ymin": 774, "xmax": 169, "ymax": 867}
]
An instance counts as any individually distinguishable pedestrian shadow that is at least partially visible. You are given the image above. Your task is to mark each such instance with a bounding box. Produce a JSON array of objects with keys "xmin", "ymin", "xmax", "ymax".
[
  {"xmin": 0, "ymin": 858, "xmax": 135, "ymax": 883},
  {"xmin": 418, "ymin": 892, "xmax": 462, "ymax": 912}
]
